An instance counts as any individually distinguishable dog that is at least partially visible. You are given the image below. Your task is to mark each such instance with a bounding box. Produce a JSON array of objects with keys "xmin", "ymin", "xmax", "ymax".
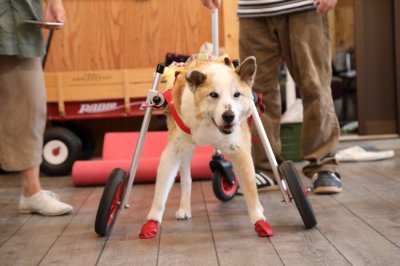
[{"xmin": 139, "ymin": 56, "xmax": 273, "ymax": 238}]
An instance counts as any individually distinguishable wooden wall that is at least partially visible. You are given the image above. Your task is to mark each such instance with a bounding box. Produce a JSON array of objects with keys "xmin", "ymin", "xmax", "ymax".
[
  {"xmin": 332, "ymin": 0, "xmax": 355, "ymax": 54},
  {"xmin": 328, "ymin": 0, "xmax": 355, "ymax": 67},
  {"xmin": 45, "ymin": 0, "xmax": 354, "ymax": 73},
  {"xmin": 222, "ymin": 0, "xmax": 239, "ymax": 59},
  {"xmin": 355, "ymin": 0, "xmax": 398, "ymax": 135},
  {"xmin": 45, "ymin": 0, "xmax": 224, "ymax": 72}
]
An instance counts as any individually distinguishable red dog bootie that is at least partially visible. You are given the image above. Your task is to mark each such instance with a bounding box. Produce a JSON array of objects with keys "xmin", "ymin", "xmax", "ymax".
[
  {"xmin": 139, "ymin": 220, "xmax": 159, "ymax": 239},
  {"xmin": 254, "ymin": 220, "xmax": 274, "ymax": 237}
]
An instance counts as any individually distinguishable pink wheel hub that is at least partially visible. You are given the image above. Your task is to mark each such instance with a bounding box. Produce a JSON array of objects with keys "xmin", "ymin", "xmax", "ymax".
[
  {"xmin": 221, "ymin": 175, "xmax": 237, "ymax": 196},
  {"xmin": 107, "ymin": 182, "xmax": 123, "ymax": 226}
]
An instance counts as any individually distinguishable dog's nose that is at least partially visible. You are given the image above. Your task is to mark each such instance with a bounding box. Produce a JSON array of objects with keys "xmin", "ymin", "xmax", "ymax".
[{"xmin": 222, "ymin": 110, "xmax": 235, "ymax": 123}]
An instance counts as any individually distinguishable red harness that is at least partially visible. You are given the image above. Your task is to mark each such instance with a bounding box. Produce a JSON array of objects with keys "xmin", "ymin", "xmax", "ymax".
[
  {"xmin": 163, "ymin": 88, "xmax": 191, "ymax": 135},
  {"xmin": 162, "ymin": 71, "xmax": 191, "ymax": 135}
]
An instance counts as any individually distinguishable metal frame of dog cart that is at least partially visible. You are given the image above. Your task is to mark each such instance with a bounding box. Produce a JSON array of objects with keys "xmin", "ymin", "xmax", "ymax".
[{"xmin": 94, "ymin": 9, "xmax": 317, "ymax": 237}]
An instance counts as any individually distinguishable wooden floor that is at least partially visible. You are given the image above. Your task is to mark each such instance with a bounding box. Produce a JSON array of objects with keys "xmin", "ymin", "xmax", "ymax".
[{"xmin": 1, "ymin": 138, "xmax": 400, "ymax": 266}]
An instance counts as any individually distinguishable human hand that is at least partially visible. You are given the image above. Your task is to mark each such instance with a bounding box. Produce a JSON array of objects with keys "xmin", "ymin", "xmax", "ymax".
[
  {"xmin": 314, "ymin": 0, "xmax": 337, "ymax": 15},
  {"xmin": 200, "ymin": 0, "xmax": 222, "ymax": 10},
  {"xmin": 44, "ymin": 0, "xmax": 66, "ymax": 29}
]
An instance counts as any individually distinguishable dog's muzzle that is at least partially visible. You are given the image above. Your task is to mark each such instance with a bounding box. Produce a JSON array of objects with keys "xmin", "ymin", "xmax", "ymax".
[{"xmin": 212, "ymin": 110, "xmax": 235, "ymax": 135}]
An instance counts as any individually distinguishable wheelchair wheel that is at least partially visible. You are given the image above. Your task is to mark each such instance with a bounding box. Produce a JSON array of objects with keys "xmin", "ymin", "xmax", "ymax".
[
  {"xmin": 95, "ymin": 168, "xmax": 126, "ymax": 237},
  {"xmin": 212, "ymin": 169, "xmax": 238, "ymax": 202},
  {"xmin": 279, "ymin": 161, "xmax": 317, "ymax": 229}
]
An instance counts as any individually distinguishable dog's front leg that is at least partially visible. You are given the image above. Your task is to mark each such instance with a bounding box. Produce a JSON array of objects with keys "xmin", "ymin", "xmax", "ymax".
[
  {"xmin": 176, "ymin": 144, "xmax": 195, "ymax": 220},
  {"xmin": 147, "ymin": 143, "xmax": 180, "ymax": 222},
  {"xmin": 229, "ymin": 145, "xmax": 274, "ymax": 237},
  {"xmin": 229, "ymin": 149, "xmax": 265, "ymax": 223},
  {"xmin": 140, "ymin": 143, "xmax": 180, "ymax": 239}
]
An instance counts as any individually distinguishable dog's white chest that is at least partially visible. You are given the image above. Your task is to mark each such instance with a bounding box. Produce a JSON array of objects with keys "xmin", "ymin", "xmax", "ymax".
[{"xmin": 190, "ymin": 124, "xmax": 240, "ymax": 152}]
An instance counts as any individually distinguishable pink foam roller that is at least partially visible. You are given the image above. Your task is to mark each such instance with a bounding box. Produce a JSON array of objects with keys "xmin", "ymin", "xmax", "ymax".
[{"xmin": 72, "ymin": 131, "xmax": 215, "ymax": 186}]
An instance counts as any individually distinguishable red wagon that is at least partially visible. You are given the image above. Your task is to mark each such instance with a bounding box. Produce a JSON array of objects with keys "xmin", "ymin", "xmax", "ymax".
[{"xmin": 42, "ymin": 68, "xmax": 164, "ymax": 176}]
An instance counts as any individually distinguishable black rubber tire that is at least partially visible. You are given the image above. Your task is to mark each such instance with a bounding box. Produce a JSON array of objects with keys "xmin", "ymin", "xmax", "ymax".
[
  {"xmin": 279, "ymin": 161, "xmax": 317, "ymax": 229},
  {"xmin": 67, "ymin": 123, "xmax": 95, "ymax": 160},
  {"xmin": 212, "ymin": 170, "xmax": 238, "ymax": 202},
  {"xmin": 95, "ymin": 168, "xmax": 126, "ymax": 237},
  {"xmin": 41, "ymin": 127, "xmax": 82, "ymax": 176}
]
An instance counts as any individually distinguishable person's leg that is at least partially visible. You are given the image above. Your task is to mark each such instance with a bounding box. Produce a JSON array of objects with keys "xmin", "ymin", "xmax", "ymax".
[
  {"xmin": 20, "ymin": 167, "xmax": 42, "ymax": 197},
  {"xmin": 279, "ymin": 11, "xmax": 341, "ymax": 193},
  {"xmin": 239, "ymin": 17, "xmax": 283, "ymax": 176},
  {"xmin": 0, "ymin": 55, "xmax": 45, "ymax": 172},
  {"xmin": 0, "ymin": 55, "xmax": 74, "ymax": 213}
]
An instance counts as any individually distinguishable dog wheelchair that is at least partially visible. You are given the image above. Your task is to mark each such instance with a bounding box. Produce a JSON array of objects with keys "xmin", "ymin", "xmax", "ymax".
[
  {"xmin": 94, "ymin": 10, "xmax": 317, "ymax": 237},
  {"xmin": 94, "ymin": 61, "xmax": 317, "ymax": 237}
]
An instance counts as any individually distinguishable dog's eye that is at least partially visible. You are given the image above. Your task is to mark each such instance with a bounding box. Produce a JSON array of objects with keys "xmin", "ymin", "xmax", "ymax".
[
  {"xmin": 209, "ymin": 92, "xmax": 219, "ymax": 98},
  {"xmin": 234, "ymin": 92, "xmax": 241, "ymax": 98}
]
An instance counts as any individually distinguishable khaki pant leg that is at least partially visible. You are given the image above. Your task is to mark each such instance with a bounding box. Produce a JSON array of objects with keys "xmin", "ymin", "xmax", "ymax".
[
  {"xmin": 0, "ymin": 55, "xmax": 46, "ymax": 171},
  {"xmin": 277, "ymin": 11, "xmax": 340, "ymax": 178},
  {"xmin": 239, "ymin": 17, "xmax": 283, "ymax": 173}
]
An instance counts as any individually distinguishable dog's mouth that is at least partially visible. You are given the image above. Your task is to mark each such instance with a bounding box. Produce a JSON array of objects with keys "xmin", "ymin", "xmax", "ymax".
[{"xmin": 212, "ymin": 118, "xmax": 234, "ymax": 135}]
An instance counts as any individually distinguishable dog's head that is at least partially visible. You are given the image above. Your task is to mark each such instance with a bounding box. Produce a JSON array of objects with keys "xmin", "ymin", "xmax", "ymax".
[{"xmin": 185, "ymin": 56, "xmax": 256, "ymax": 135}]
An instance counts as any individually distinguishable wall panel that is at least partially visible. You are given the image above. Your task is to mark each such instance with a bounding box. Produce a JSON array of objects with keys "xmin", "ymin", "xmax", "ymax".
[
  {"xmin": 355, "ymin": 0, "xmax": 397, "ymax": 134},
  {"xmin": 45, "ymin": 0, "xmax": 223, "ymax": 72}
]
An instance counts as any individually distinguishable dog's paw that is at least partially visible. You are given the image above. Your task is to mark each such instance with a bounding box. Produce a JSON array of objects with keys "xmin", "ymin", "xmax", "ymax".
[
  {"xmin": 139, "ymin": 220, "xmax": 159, "ymax": 239},
  {"xmin": 254, "ymin": 220, "xmax": 274, "ymax": 237},
  {"xmin": 175, "ymin": 209, "xmax": 192, "ymax": 220}
]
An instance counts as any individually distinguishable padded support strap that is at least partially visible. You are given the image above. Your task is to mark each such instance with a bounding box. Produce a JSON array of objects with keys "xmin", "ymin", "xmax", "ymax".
[{"xmin": 163, "ymin": 71, "xmax": 191, "ymax": 135}]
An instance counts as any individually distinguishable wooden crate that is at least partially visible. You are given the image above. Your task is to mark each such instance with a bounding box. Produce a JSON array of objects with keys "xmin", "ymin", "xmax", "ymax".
[{"xmin": 45, "ymin": 68, "xmax": 159, "ymax": 118}]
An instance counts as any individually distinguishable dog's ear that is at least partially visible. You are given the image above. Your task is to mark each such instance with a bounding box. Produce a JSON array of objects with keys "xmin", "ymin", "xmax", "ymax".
[
  {"xmin": 236, "ymin": 56, "xmax": 257, "ymax": 86},
  {"xmin": 186, "ymin": 70, "xmax": 207, "ymax": 93}
]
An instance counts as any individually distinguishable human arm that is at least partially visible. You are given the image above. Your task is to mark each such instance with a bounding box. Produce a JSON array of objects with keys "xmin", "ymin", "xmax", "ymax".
[
  {"xmin": 314, "ymin": 0, "xmax": 337, "ymax": 15},
  {"xmin": 44, "ymin": 0, "xmax": 66, "ymax": 24},
  {"xmin": 200, "ymin": 0, "xmax": 221, "ymax": 10}
]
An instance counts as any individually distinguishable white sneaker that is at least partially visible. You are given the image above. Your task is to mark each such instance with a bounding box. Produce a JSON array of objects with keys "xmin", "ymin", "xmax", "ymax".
[{"xmin": 19, "ymin": 190, "xmax": 73, "ymax": 216}]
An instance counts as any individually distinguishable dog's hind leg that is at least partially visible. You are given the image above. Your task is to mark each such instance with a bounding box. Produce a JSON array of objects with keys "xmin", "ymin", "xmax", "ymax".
[
  {"xmin": 176, "ymin": 144, "xmax": 195, "ymax": 220},
  {"xmin": 228, "ymin": 144, "xmax": 274, "ymax": 237}
]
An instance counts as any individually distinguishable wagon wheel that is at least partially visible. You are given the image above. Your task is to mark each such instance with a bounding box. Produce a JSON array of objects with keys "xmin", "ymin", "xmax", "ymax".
[
  {"xmin": 67, "ymin": 123, "xmax": 96, "ymax": 160},
  {"xmin": 41, "ymin": 127, "xmax": 82, "ymax": 176}
]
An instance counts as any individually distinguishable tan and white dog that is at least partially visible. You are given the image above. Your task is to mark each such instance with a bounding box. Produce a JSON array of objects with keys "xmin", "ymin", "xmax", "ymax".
[{"xmin": 139, "ymin": 56, "xmax": 273, "ymax": 238}]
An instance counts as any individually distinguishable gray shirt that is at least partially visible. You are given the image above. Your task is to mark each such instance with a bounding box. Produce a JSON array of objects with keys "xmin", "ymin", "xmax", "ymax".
[
  {"xmin": 237, "ymin": 0, "xmax": 315, "ymax": 18},
  {"xmin": 0, "ymin": 0, "xmax": 45, "ymax": 58}
]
